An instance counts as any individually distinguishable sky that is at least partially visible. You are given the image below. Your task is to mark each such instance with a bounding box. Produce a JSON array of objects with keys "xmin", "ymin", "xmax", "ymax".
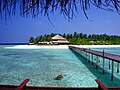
[{"xmin": 0, "ymin": 5, "xmax": 120, "ymax": 43}]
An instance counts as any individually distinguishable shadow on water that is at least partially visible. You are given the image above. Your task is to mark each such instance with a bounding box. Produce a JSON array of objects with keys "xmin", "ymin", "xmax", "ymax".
[{"xmin": 70, "ymin": 50, "xmax": 120, "ymax": 86}]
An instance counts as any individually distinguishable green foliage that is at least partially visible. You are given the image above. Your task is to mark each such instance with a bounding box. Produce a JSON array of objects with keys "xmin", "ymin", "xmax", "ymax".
[
  {"xmin": 29, "ymin": 37, "xmax": 35, "ymax": 43},
  {"xmin": 29, "ymin": 32, "xmax": 120, "ymax": 45},
  {"xmin": 1, "ymin": 0, "xmax": 120, "ymax": 21}
]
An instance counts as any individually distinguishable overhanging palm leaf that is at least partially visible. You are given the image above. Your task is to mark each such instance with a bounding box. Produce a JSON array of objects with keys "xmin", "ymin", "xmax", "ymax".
[{"xmin": 0, "ymin": 0, "xmax": 120, "ymax": 19}]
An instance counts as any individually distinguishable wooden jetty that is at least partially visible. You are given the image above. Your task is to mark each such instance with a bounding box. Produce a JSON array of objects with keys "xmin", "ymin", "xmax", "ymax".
[
  {"xmin": 0, "ymin": 78, "xmax": 120, "ymax": 90},
  {"xmin": 69, "ymin": 45, "xmax": 120, "ymax": 81}
]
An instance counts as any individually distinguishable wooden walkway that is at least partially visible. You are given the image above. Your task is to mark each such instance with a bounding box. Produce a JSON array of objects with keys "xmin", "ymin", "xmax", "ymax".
[
  {"xmin": 69, "ymin": 45, "xmax": 120, "ymax": 81},
  {"xmin": 69, "ymin": 46, "xmax": 120, "ymax": 62}
]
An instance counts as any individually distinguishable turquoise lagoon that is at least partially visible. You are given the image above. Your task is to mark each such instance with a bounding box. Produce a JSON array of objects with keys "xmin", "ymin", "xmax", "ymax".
[{"xmin": 0, "ymin": 45, "xmax": 120, "ymax": 87}]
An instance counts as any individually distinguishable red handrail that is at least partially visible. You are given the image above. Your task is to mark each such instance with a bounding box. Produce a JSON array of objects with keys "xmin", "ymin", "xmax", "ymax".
[
  {"xmin": 15, "ymin": 78, "xmax": 30, "ymax": 90},
  {"xmin": 95, "ymin": 79, "xmax": 108, "ymax": 90}
]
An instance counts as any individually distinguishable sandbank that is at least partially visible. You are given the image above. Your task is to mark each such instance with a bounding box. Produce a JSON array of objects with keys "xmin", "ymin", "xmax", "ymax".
[
  {"xmin": 71, "ymin": 45, "xmax": 120, "ymax": 48},
  {"xmin": 5, "ymin": 45, "xmax": 69, "ymax": 49},
  {"xmin": 4, "ymin": 45, "xmax": 120, "ymax": 49}
]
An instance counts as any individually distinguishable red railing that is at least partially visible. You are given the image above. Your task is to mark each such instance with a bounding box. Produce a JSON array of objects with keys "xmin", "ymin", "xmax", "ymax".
[
  {"xmin": 95, "ymin": 79, "xmax": 108, "ymax": 90},
  {"xmin": 0, "ymin": 78, "xmax": 120, "ymax": 90},
  {"xmin": 15, "ymin": 78, "xmax": 30, "ymax": 90}
]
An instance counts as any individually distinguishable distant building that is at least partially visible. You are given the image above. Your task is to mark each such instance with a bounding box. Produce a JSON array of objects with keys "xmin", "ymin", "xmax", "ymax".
[
  {"xmin": 29, "ymin": 43, "xmax": 35, "ymax": 45},
  {"xmin": 51, "ymin": 34, "xmax": 70, "ymax": 45},
  {"xmin": 38, "ymin": 42, "xmax": 51, "ymax": 45}
]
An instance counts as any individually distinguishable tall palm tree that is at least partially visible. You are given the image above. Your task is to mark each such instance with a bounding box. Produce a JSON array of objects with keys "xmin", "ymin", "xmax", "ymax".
[{"xmin": 0, "ymin": 0, "xmax": 120, "ymax": 19}]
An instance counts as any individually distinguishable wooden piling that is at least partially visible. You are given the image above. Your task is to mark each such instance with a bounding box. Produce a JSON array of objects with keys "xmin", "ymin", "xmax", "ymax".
[
  {"xmin": 109, "ymin": 60, "xmax": 110, "ymax": 69},
  {"xmin": 88, "ymin": 48, "xmax": 90, "ymax": 63},
  {"xmin": 88, "ymin": 52, "xmax": 90, "ymax": 63},
  {"xmin": 111, "ymin": 60, "xmax": 114, "ymax": 81},
  {"xmin": 117, "ymin": 63, "xmax": 119, "ymax": 73},
  {"xmin": 86, "ymin": 52, "xmax": 87, "ymax": 61},
  {"xmin": 92, "ymin": 54, "xmax": 94, "ymax": 65},
  {"xmin": 96, "ymin": 55, "xmax": 99, "ymax": 69},
  {"xmin": 83, "ymin": 51, "xmax": 85, "ymax": 59}
]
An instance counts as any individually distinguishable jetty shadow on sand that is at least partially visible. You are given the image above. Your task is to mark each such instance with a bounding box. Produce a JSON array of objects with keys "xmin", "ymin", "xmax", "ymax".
[{"xmin": 71, "ymin": 50, "xmax": 120, "ymax": 86}]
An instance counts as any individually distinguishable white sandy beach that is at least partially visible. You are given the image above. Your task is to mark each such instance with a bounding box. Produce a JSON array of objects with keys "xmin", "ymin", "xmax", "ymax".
[
  {"xmin": 71, "ymin": 45, "xmax": 120, "ymax": 48},
  {"xmin": 5, "ymin": 45, "xmax": 69, "ymax": 49},
  {"xmin": 4, "ymin": 45, "xmax": 120, "ymax": 49}
]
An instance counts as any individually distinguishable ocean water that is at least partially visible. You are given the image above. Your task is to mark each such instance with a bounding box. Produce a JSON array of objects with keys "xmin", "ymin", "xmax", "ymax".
[
  {"xmin": 91, "ymin": 48, "xmax": 120, "ymax": 55},
  {"xmin": 0, "ymin": 45, "xmax": 120, "ymax": 87}
]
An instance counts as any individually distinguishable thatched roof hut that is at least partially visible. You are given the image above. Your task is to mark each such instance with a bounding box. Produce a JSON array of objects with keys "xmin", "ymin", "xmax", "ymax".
[
  {"xmin": 52, "ymin": 35, "xmax": 66, "ymax": 40},
  {"xmin": 51, "ymin": 35, "xmax": 70, "ymax": 45}
]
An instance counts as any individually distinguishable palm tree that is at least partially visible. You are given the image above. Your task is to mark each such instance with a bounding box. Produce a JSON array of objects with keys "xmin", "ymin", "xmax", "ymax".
[
  {"xmin": 0, "ymin": 0, "xmax": 120, "ymax": 20},
  {"xmin": 29, "ymin": 37, "xmax": 35, "ymax": 43}
]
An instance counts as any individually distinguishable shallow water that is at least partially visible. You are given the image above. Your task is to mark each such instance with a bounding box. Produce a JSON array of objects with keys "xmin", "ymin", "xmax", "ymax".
[
  {"xmin": 91, "ymin": 47, "xmax": 120, "ymax": 55},
  {"xmin": 0, "ymin": 45, "xmax": 120, "ymax": 86}
]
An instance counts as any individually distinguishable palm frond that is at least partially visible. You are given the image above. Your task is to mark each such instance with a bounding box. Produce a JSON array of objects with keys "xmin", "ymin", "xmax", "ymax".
[{"xmin": 0, "ymin": 0, "xmax": 120, "ymax": 19}]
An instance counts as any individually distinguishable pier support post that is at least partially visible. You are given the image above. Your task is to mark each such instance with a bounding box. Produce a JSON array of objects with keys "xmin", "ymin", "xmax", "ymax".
[
  {"xmin": 103, "ymin": 50, "xmax": 105, "ymax": 74},
  {"xmin": 81, "ymin": 51, "xmax": 82, "ymax": 57},
  {"xmin": 96, "ymin": 55, "xmax": 99, "ymax": 69},
  {"xmin": 81, "ymin": 51, "xmax": 83, "ymax": 56},
  {"xmin": 92, "ymin": 54, "xmax": 94, "ymax": 65},
  {"xmin": 86, "ymin": 52, "xmax": 87, "ymax": 61},
  {"xmin": 88, "ymin": 53, "xmax": 90, "ymax": 63},
  {"xmin": 80, "ymin": 50, "xmax": 82, "ymax": 56},
  {"xmin": 111, "ymin": 60, "xmax": 114, "ymax": 81},
  {"xmin": 117, "ymin": 63, "xmax": 119, "ymax": 73},
  {"xmin": 88, "ymin": 48, "xmax": 90, "ymax": 63},
  {"xmin": 83, "ymin": 51, "xmax": 85, "ymax": 59},
  {"xmin": 109, "ymin": 60, "xmax": 110, "ymax": 69},
  {"xmin": 82, "ymin": 51, "xmax": 84, "ymax": 58},
  {"xmin": 81, "ymin": 51, "xmax": 83, "ymax": 58}
]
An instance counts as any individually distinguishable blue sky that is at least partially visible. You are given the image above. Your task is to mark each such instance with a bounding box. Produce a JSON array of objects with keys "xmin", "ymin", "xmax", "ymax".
[{"xmin": 0, "ymin": 6, "xmax": 120, "ymax": 43}]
